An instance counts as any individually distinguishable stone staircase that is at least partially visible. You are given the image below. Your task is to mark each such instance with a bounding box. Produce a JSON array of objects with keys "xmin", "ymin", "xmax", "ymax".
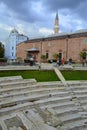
[{"xmin": 0, "ymin": 76, "xmax": 87, "ymax": 130}]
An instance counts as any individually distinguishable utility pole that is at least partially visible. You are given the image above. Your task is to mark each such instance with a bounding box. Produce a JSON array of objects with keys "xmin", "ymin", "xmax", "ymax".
[{"xmin": 66, "ymin": 35, "xmax": 69, "ymax": 62}]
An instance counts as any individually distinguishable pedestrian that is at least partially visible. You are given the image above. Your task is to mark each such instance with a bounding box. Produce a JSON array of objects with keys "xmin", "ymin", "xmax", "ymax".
[
  {"xmin": 57, "ymin": 58, "xmax": 62, "ymax": 66},
  {"xmin": 61, "ymin": 58, "xmax": 65, "ymax": 65},
  {"xmin": 69, "ymin": 58, "xmax": 72, "ymax": 65}
]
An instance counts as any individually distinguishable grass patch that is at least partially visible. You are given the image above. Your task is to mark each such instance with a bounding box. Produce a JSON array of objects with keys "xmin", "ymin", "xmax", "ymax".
[
  {"xmin": 0, "ymin": 70, "xmax": 59, "ymax": 82},
  {"xmin": 61, "ymin": 70, "xmax": 87, "ymax": 80}
]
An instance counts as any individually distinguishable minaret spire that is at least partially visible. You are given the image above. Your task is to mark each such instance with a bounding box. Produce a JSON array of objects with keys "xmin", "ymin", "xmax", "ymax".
[{"xmin": 54, "ymin": 11, "xmax": 59, "ymax": 34}]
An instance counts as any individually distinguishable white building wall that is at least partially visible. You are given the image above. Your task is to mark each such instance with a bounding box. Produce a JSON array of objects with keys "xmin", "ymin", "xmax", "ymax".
[{"xmin": 5, "ymin": 29, "xmax": 28, "ymax": 61}]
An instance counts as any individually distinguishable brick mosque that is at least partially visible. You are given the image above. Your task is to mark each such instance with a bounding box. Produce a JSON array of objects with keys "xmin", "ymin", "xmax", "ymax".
[{"xmin": 17, "ymin": 12, "xmax": 87, "ymax": 63}]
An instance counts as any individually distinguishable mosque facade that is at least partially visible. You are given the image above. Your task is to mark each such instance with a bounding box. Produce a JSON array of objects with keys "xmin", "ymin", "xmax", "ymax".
[{"xmin": 16, "ymin": 13, "xmax": 87, "ymax": 63}]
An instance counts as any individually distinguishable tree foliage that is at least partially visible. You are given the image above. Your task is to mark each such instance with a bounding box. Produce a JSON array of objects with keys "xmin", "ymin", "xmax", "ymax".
[
  {"xmin": 79, "ymin": 51, "xmax": 86, "ymax": 60},
  {"xmin": 53, "ymin": 53, "xmax": 59, "ymax": 60},
  {"xmin": 0, "ymin": 42, "xmax": 4, "ymax": 58},
  {"xmin": 41, "ymin": 54, "xmax": 46, "ymax": 60}
]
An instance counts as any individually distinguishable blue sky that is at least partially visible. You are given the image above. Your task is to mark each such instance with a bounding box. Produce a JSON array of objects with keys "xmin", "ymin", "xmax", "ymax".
[{"xmin": 0, "ymin": 0, "xmax": 87, "ymax": 43}]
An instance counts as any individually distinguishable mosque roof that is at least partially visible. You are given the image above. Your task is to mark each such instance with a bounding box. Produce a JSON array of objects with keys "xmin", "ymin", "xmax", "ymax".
[
  {"xmin": 11, "ymin": 28, "xmax": 18, "ymax": 34},
  {"xmin": 74, "ymin": 29, "xmax": 87, "ymax": 34},
  {"xmin": 17, "ymin": 29, "xmax": 87, "ymax": 45}
]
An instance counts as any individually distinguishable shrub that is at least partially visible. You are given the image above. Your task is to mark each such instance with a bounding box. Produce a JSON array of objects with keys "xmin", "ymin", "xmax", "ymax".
[
  {"xmin": 24, "ymin": 59, "xmax": 30, "ymax": 63},
  {"xmin": 0, "ymin": 58, "xmax": 7, "ymax": 62}
]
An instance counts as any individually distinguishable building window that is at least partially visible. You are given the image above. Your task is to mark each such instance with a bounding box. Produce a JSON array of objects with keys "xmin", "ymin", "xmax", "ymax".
[
  {"xmin": 12, "ymin": 52, "xmax": 14, "ymax": 57},
  {"xmin": 12, "ymin": 46, "xmax": 14, "ymax": 50},
  {"xmin": 58, "ymin": 52, "xmax": 62, "ymax": 60},
  {"xmin": 46, "ymin": 52, "xmax": 49, "ymax": 59}
]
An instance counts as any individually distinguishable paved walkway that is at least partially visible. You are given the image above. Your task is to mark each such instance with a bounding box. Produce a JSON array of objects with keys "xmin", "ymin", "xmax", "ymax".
[{"xmin": 0, "ymin": 63, "xmax": 87, "ymax": 70}]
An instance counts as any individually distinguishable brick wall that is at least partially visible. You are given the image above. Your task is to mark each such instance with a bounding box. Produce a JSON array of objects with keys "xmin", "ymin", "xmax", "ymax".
[{"xmin": 17, "ymin": 34, "xmax": 87, "ymax": 63}]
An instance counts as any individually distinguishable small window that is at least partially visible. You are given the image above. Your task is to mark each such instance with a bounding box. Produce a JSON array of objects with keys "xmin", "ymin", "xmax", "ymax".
[
  {"xmin": 12, "ymin": 52, "xmax": 14, "ymax": 56},
  {"xmin": 12, "ymin": 46, "xmax": 14, "ymax": 50},
  {"xmin": 46, "ymin": 52, "xmax": 49, "ymax": 59},
  {"xmin": 58, "ymin": 52, "xmax": 62, "ymax": 60}
]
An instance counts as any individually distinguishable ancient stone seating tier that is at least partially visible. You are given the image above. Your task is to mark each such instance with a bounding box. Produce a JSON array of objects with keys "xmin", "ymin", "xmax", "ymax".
[{"xmin": 0, "ymin": 76, "xmax": 87, "ymax": 130}]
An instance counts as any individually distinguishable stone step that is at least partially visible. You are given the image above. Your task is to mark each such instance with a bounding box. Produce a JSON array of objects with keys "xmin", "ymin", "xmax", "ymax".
[
  {"xmin": 60, "ymin": 112, "xmax": 82, "ymax": 121},
  {"xmin": 54, "ymin": 108, "xmax": 78, "ymax": 117},
  {"xmin": 19, "ymin": 109, "xmax": 87, "ymax": 130},
  {"xmin": 81, "ymin": 100, "xmax": 87, "ymax": 111},
  {"xmin": 0, "ymin": 79, "xmax": 64, "ymax": 88},
  {"xmin": 0, "ymin": 96, "xmax": 72, "ymax": 116},
  {"xmin": 74, "ymin": 91, "xmax": 87, "ymax": 95},
  {"xmin": 67, "ymin": 81, "xmax": 87, "ymax": 86},
  {"xmin": 61, "ymin": 120, "xmax": 87, "ymax": 130},
  {"xmin": 0, "ymin": 88, "xmax": 69, "ymax": 101},
  {"xmin": 77, "ymin": 95, "xmax": 87, "ymax": 100},
  {"xmin": 0, "ymin": 79, "xmax": 37, "ymax": 89},
  {"xmin": 0, "ymin": 81, "xmax": 65, "ymax": 94},
  {"xmin": 0, "ymin": 93, "xmax": 71, "ymax": 109},
  {"xmin": 42, "ymin": 106, "xmax": 79, "ymax": 122},
  {"xmin": 34, "ymin": 97, "xmax": 75, "ymax": 111},
  {"xmin": 60, "ymin": 117, "xmax": 87, "ymax": 130},
  {"xmin": 42, "ymin": 103, "xmax": 77, "ymax": 113},
  {"xmin": 0, "ymin": 102, "xmax": 34, "ymax": 116},
  {"xmin": 0, "ymin": 76, "xmax": 23, "ymax": 83},
  {"xmin": 71, "ymin": 85, "xmax": 87, "ymax": 90},
  {"xmin": 34, "ymin": 96, "xmax": 72, "ymax": 105},
  {"xmin": 17, "ymin": 112, "xmax": 57, "ymax": 130},
  {"xmin": 0, "ymin": 120, "xmax": 8, "ymax": 130}
]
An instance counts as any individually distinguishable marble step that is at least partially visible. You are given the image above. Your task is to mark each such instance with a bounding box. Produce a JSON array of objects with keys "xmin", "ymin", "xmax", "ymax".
[
  {"xmin": 62, "ymin": 115, "xmax": 87, "ymax": 130},
  {"xmin": 34, "ymin": 97, "xmax": 74, "ymax": 110},
  {"xmin": 41, "ymin": 106, "xmax": 79, "ymax": 119},
  {"xmin": 41, "ymin": 103, "xmax": 77, "ymax": 114},
  {"xmin": 77, "ymin": 95, "xmax": 87, "ymax": 100},
  {"xmin": 0, "ymin": 102, "xmax": 34, "ymax": 116},
  {"xmin": 77, "ymin": 101, "xmax": 87, "ymax": 111},
  {"xmin": 17, "ymin": 112, "xmax": 57, "ymax": 130},
  {"xmin": 54, "ymin": 107, "xmax": 78, "ymax": 117},
  {"xmin": 20, "ymin": 109, "xmax": 87, "ymax": 130},
  {"xmin": 0, "ymin": 96, "xmax": 72, "ymax": 115},
  {"xmin": 67, "ymin": 81, "xmax": 87, "ymax": 86},
  {"xmin": 73, "ymin": 90, "xmax": 87, "ymax": 95},
  {"xmin": 0, "ymin": 81, "xmax": 65, "ymax": 93},
  {"xmin": 71, "ymin": 85, "xmax": 87, "ymax": 90},
  {"xmin": 81, "ymin": 102, "xmax": 87, "ymax": 110},
  {"xmin": 0, "ymin": 79, "xmax": 36, "ymax": 89},
  {"xmin": 0, "ymin": 93, "xmax": 71, "ymax": 108},
  {"xmin": 0, "ymin": 89, "xmax": 69, "ymax": 101},
  {"xmin": 0, "ymin": 79, "xmax": 64, "ymax": 88},
  {"xmin": 61, "ymin": 122, "xmax": 87, "ymax": 130},
  {"xmin": 0, "ymin": 76, "xmax": 23, "ymax": 83}
]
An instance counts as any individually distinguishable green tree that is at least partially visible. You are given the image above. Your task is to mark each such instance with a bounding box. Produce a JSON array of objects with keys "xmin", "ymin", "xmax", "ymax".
[
  {"xmin": 41, "ymin": 54, "xmax": 46, "ymax": 62},
  {"xmin": 0, "ymin": 42, "xmax": 4, "ymax": 58},
  {"xmin": 79, "ymin": 51, "xmax": 87, "ymax": 66},
  {"xmin": 79, "ymin": 51, "xmax": 86, "ymax": 60},
  {"xmin": 53, "ymin": 53, "xmax": 59, "ymax": 60}
]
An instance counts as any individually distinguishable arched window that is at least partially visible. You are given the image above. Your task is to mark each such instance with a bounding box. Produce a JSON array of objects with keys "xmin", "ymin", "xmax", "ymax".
[{"xmin": 46, "ymin": 51, "xmax": 49, "ymax": 59}]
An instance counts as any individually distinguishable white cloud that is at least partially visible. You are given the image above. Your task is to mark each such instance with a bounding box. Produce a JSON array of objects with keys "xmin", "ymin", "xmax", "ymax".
[
  {"xmin": 39, "ymin": 27, "xmax": 54, "ymax": 35},
  {"xmin": 58, "ymin": 9, "xmax": 84, "ymax": 32},
  {"xmin": 0, "ymin": 0, "xmax": 87, "ymax": 43}
]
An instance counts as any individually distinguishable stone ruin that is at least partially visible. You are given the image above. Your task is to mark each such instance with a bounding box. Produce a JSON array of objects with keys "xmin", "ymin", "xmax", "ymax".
[{"xmin": 0, "ymin": 75, "xmax": 87, "ymax": 130}]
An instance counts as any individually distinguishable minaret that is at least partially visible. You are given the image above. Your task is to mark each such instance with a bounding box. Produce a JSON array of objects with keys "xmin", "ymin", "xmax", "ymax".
[{"xmin": 54, "ymin": 12, "xmax": 59, "ymax": 34}]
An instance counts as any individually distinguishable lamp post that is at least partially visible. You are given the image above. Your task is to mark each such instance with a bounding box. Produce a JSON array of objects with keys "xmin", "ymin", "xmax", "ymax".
[
  {"xmin": 39, "ymin": 38, "xmax": 44, "ymax": 69},
  {"xmin": 66, "ymin": 36, "xmax": 69, "ymax": 62}
]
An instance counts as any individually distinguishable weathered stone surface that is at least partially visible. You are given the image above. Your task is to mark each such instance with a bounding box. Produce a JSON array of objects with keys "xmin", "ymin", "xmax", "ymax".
[{"xmin": 0, "ymin": 76, "xmax": 87, "ymax": 130}]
